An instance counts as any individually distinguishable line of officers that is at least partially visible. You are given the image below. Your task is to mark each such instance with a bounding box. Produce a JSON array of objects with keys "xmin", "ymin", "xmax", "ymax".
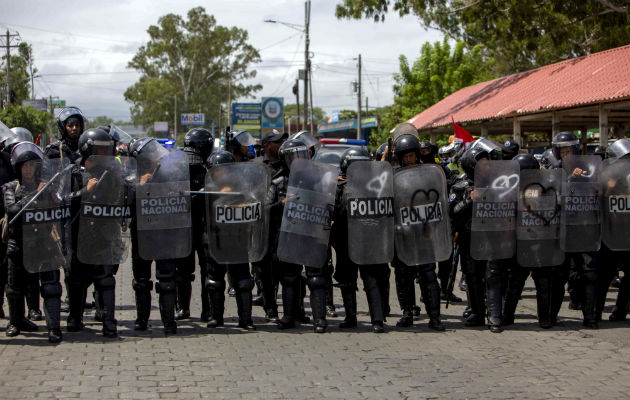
[{"xmin": 0, "ymin": 107, "xmax": 628, "ymax": 344}]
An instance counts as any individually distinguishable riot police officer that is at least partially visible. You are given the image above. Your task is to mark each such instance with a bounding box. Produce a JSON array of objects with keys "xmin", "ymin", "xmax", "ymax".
[
  {"xmin": 0, "ymin": 123, "xmax": 16, "ymax": 320},
  {"xmin": 501, "ymin": 139, "xmax": 520, "ymax": 160},
  {"xmin": 226, "ymin": 130, "xmax": 257, "ymax": 162},
  {"xmin": 174, "ymin": 128, "xmax": 214, "ymax": 322}
]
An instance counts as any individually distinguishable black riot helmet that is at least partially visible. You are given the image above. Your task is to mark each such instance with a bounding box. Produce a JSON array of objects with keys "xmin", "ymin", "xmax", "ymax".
[
  {"xmin": 289, "ymin": 130, "xmax": 320, "ymax": 157},
  {"xmin": 5, "ymin": 127, "xmax": 34, "ymax": 153},
  {"xmin": 502, "ymin": 139, "xmax": 520, "ymax": 160},
  {"xmin": 460, "ymin": 147, "xmax": 489, "ymax": 179},
  {"xmin": 375, "ymin": 142, "xmax": 388, "ymax": 161},
  {"xmin": 606, "ymin": 138, "xmax": 630, "ymax": 159},
  {"xmin": 278, "ymin": 138, "xmax": 310, "ymax": 171},
  {"xmin": 551, "ymin": 131, "xmax": 580, "ymax": 160},
  {"xmin": 226, "ymin": 130, "xmax": 256, "ymax": 159},
  {"xmin": 184, "ymin": 128, "xmax": 214, "ymax": 164},
  {"xmin": 339, "ymin": 147, "xmax": 371, "ymax": 176},
  {"xmin": 392, "ymin": 122, "xmax": 418, "ymax": 141},
  {"xmin": 469, "ymin": 137, "xmax": 502, "ymax": 160},
  {"xmin": 129, "ymin": 137, "xmax": 169, "ymax": 174},
  {"xmin": 207, "ymin": 150, "xmax": 235, "ymax": 167},
  {"xmin": 513, "ymin": 153, "xmax": 540, "ymax": 171},
  {"xmin": 10, "ymin": 142, "xmax": 44, "ymax": 181},
  {"xmin": 56, "ymin": 106, "xmax": 86, "ymax": 139},
  {"xmin": 78, "ymin": 127, "xmax": 116, "ymax": 159},
  {"xmin": 418, "ymin": 140, "xmax": 437, "ymax": 164},
  {"xmin": 540, "ymin": 148, "xmax": 559, "ymax": 169},
  {"xmin": 394, "ymin": 134, "xmax": 421, "ymax": 166}
]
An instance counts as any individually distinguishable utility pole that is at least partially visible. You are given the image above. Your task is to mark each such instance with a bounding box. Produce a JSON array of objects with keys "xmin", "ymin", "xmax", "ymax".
[
  {"xmin": 173, "ymin": 96, "xmax": 177, "ymax": 140},
  {"xmin": 28, "ymin": 47, "xmax": 34, "ymax": 100},
  {"xmin": 227, "ymin": 80, "xmax": 232, "ymax": 131},
  {"xmin": 293, "ymin": 79, "xmax": 300, "ymax": 132},
  {"xmin": 303, "ymin": 0, "xmax": 310, "ymax": 132},
  {"xmin": 2, "ymin": 30, "xmax": 21, "ymax": 106},
  {"xmin": 356, "ymin": 54, "xmax": 362, "ymax": 140},
  {"xmin": 365, "ymin": 97, "xmax": 369, "ymax": 114},
  {"xmin": 309, "ymin": 65, "xmax": 314, "ymax": 133},
  {"xmin": 48, "ymin": 94, "xmax": 59, "ymax": 144}
]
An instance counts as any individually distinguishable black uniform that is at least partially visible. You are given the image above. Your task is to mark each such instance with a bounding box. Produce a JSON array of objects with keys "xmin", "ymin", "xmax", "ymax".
[{"xmin": 0, "ymin": 151, "xmax": 16, "ymax": 319}]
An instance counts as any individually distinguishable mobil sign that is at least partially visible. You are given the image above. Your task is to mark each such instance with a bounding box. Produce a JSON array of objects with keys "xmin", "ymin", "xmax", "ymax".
[{"xmin": 181, "ymin": 113, "xmax": 205, "ymax": 126}]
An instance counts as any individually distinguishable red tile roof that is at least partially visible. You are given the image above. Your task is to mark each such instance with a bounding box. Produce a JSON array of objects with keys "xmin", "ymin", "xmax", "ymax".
[{"xmin": 408, "ymin": 45, "xmax": 630, "ymax": 130}]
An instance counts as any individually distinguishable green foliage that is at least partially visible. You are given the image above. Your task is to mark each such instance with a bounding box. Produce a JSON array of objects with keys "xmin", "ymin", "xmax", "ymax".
[
  {"xmin": 0, "ymin": 104, "xmax": 52, "ymax": 135},
  {"xmin": 284, "ymin": 104, "xmax": 327, "ymax": 123},
  {"xmin": 85, "ymin": 116, "xmax": 131, "ymax": 129},
  {"xmin": 335, "ymin": 0, "xmax": 630, "ymax": 74},
  {"xmin": 394, "ymin": 38, "xmax": 490, "ymax": 121},
  {"xmin": 125, "ymin": 7, "xmax": 262, "ymax": 137},
  {"xmin": 0, "ymin": 42, "xmax": 36, "ymax": 104}
]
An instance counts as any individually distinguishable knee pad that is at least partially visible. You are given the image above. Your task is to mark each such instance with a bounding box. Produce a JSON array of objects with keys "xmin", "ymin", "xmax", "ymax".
[
  {"xmin": 132, "ymin": 279, "xmax": 153, "ymax": 293},
  {"xmin": 583, "ymin": 270, "xmax": 598, "ymax": 284},
  {"xmin": 176, "ymin": 273, "xmax": 195, "ymax": 283},
  {"xmin": 5, "ymin": 286, "xmax": 23, "ymax": 298},
  {"xmin": 156, "ymin": 281, "xmax": 176, "ymax": 294},
  {"xmin": 95, "ymin": 275, "xmax": 116, "ymax": 290},
  {"xmin": 205, "ymin": 278, "xmax": 226, "ymax": 291},
  {"xmin": 40, "ymin": 282, "xmax": 62, "ymax": 299},
  {"xmin": 236, "ymin": 278, "xmax": 255, "ymax": 291},
  {"xmin": 307, "ymin": 275, "xmax": 327, "ymax": 289},
  {"xmin": 281, "ymin": 273, "xmax": 299, "ymax": 287}
]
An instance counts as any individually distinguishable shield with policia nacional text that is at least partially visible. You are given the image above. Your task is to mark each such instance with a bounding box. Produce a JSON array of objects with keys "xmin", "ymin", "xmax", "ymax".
[
  {"xmin": 516, "ymin": 169, "xmax": 564, "ymax": 268},
  {"xmin": 78, "ymin": 155, "xmax": 136, "ymax": 265},
  {"xmin": 560, "ymin": 155, "xmax": 601, "ymax": 252},
  {"xmin": 205, "ymin": 162, "xmax": 270, "ymax": 264},
  {"xmin": 393, "ymin": 164, "xmax": 452, "ymax": 266},
  {"xmin": 346, "ymin": 161, "xmax": 394, "ymax": 265},
  {"xmin": 599, "ymin": 157, "xmax": 630, "ymax": 251},
  {"xmin": 136, "ymin": 149, "xmax": 192, "ymax": 260},
  {"xmin": 277, "ymin": 159, "xmax": 337, "ymax": 268},
  {"xmin": 21, "ymin": 156, "xmax": 73, "ymax": 273},
  {"xmin": 471, "ymin": 159, "xmax": 520, "ymax": 261}
]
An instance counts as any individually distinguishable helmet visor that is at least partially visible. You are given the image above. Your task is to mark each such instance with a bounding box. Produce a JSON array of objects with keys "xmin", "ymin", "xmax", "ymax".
[
  {"xmin": 57, "ymin": 106, "xmax": 85, "ymax": 123},
  {"xmin": 470, "ymin": 138, "xmax": 502, "ymax": 160},
  {"xmin": 290, "ymin": 131, "xmax": 320, "ymax": 150},
  {"xmin": 283, "ymin": 145, "xmax": 310, "ymax": 168},
  {"xmin": 0, "ymin": 121, "xmax": 14, "ymax": 143},
  {"xmin": 10, "ymin": 142, "xmax": 44, "ymax": 166},
  {"xmin": 109, "ymin": 124, "xmax": 133, "ymax": 144},
  {"xmin": 233, "ymin": 131, "xmax": 257, "ymax": 147},
  {"xmin": 608, "ymin": 138, "xmax": 630, "ymax": 159}
]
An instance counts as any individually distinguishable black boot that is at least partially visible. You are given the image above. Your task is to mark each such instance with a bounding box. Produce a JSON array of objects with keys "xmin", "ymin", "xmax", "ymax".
[
  {"xmin": 6, "ymin": 289, "xmax": 25, "ymax": 337},
  {"xmin": 235, "ymin": 279, "xmax": 255, "ymax": 331},
  {"xmin": 132, "ymin": 279, "xmax": 152, "ymax": 331},
  {"xmin": 99, "ymin": 288, "xmax": 118, "ymax": 338},
  {"xmin": 419, "ymin": 271, "xmax": 445, "ymax": 332},
  {"xmin": 206, "ymin": 280, "xmax": 225, "ymax": 328},
  {"xmin": 502, "ymin": 269, "xmax": 528, "ymax": 326},
  {"xmin": 582, "ymin": 271, "xmax": 599, "ymax": 329},
  {"xmin": 175, "ymin": 280, "xmax": 191, "ymax": 321},
  {"xmin": 26, "ymin": 275, "xmax": 43, "ymax": 321},
  {"xmin": 533, "ymin": 270, "xmax": 553, "ymax": 329},
  {"xmin": 308, "ymin": 276, "xmax": 328, "ymax": 333},
  {"xmin": 66, "ymin": 283, "xmax": 86, "ymax": 332},
  {"xmin": 464, "ymin": 273, "xmax": 485, "ymax": 327},
  {"xmin": 363, "ymin": 273, "xmax": 385, "ymax": 333},
  {"xmin": 326, "ymin": 283, "xmax": 337, "ymax": 317},
  {"xmin": 394, "ymin": 266, "xmax": 414, "ymax": 327},
  {"xmin": 43, "ymin": 297, "xmax": 63, "ymax": 343},
  {"xmin": 277, "ymin": 282, "xmax": 297, "ymax": 330},
  {"xmin": 486, "ymin": 262, "xmax": 503, "ymax": 333},
  {"xmin": 609, "ymin": 275, "xmax": 629, "ymax": 321},
  {"xmin": 339, "ymin": 287, "xmax": 357, "ymax": 329}
]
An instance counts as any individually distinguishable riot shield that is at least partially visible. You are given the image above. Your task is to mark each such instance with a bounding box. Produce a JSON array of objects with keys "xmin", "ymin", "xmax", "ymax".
[
  {"xmin": 205, "ymin": 162, "xmax": 270, "ymax": 264},
  {"xmin": 277, "ymin": 159, "xmax": 337, "ymax": 268},
  {"xmin": 516, "ymin": 169, "xmax": 564, "ymax": 267},
  {"xmin": 599, "ymin": 158, "xmax": 630, "ymax": 251},
  {"xmin": 77, "ymin": 155, "xmax": 136, "ymax": 265},
  {"xmin": 346, "ymin": 161, "xmax": 394, "ymax": 265},
  {"xmin": 136, "ymin": 150, "xmax": 192, "ymax": 260},
  {"xmin": 394, "ymin": 164, "xmax": 451, "ymax": 265},
  {"xmin": 560, "ymin": 155, "xmax": 601, "ymax": 252},
  {"xmin": 471, "ymin": 159, "xmax": 520, "ymax": 260},
  {"xmin": 22, "ymin": 158, "xmax": 72, "ymax": 273}
]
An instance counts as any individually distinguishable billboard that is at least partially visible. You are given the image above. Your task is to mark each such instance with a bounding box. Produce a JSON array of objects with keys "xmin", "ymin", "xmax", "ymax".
[
  {"xmin": 231, "ymin": 103, "xmax": 261, "ymax": 131},
  {"xmin": 261, "ymin": 97, "xmax": 284, "ymax": 134},
  {"xmin": 181, "ymin": 113, "xmax": 205, "ymax": 126},
  {"xmin": 22, "ymin": 99, "xmax": 48, "ymax": 112}
]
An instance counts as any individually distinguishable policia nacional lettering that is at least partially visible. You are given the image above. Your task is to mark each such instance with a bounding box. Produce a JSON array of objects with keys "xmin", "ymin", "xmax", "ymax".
[
  {"xmin": 608, "ymin": 195, "xmax": 630, "ymax": 213},
  {"xmin": 140, "ymin": 196, "xmax": 189, "ymax": 216},
  {"xmin": 216, "ymin": 202, "xmax": 261, "ymax": 223},
  {"xmin": 285, "ymin": 201, "xmax": 331, "ymax": 226},
  {"xmin": 24, "ymin": 207, "xmax": 71, "ymax": 224},
  {"xmin": 348, "ymin": 197, "xmax": 393, "ymax": 218},
  {"xmin": 474, "ymin": 202, "xmax": 516, "ymax": 219},
  {"xmin": 564, "ymin": 196, "xmax": 599, "ymax": 212}
]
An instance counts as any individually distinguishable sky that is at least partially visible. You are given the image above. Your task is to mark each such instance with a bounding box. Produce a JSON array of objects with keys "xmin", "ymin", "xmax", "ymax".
[{"xmin": 1, "ymin": 0, "xmax": 442, "ymax": 123}]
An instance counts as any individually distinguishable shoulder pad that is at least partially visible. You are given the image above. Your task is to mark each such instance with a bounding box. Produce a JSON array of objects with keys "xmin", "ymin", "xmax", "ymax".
[{"xmin": 452, "ymin": 180, "xmax": 470, "ymax": 191}]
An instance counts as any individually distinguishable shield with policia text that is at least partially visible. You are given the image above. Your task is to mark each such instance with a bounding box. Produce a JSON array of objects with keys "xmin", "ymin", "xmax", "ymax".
[
  {"xmin": 599, "ymin": 157, "xmax": 630, "ymax": 251},
  {"xmin": 471, "ymin": 159, "xmax": 520, "ymax": 261},
  {"xmin": 346, "ymin": 161, "xmax": 394, "ymax": 265},
  {"xmin": 21, "ymin": 155, "xmax": 73, "ymax": 273},
  {"xmin": 277, "ymin": 159, "xmax": 337, "ymax": 268},
  {"xmin": 516, "ymin": 169, "xmax": 564, "ymax": 268},
  {"xmin": 136, "ymin": 149, "xmax": 192, "ymax": 260},
  {"xmin": 205, "ymin": 162, "xmax": 270, "ymax": 264},
  {"xmin": 393, "ymin": 164, "xmax": 451, "ymax": 266},
  {"xmin": 560, "ymin": 155, "xmax": 601, "ymax": 252},
  {"xmin": 78, "ymin": 155, "xmax": 136, "ymax": 265}
]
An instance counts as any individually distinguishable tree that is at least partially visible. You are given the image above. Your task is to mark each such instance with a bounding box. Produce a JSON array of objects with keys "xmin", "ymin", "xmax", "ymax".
[
  {"xmin": 393, "ymin": 38, "xmax": 490, "ymax": 121},
  {"xmin": 125, "ymin": 7, "xmax": 262, "ymax": 135},
  {"xmin": 335, "ymin": 0, "xmax": 630, "ymax": 74},
  {"xmin": 284, "ymin": 104, "xmax": 327, "ymax": 124},
  {"xmin": 0, "ymin": 104, "xmax": 52, "ymax": 137},
  {"xmin": 0, "ymin": 42, "xmax": 36, "ymax": 104}
]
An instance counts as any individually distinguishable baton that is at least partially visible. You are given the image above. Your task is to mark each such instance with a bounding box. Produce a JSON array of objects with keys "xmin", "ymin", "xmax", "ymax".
[
  {"xmin": 186, "ymin": 190, "xmax": 243, "ymax": 196},
  {"xmin": 445, "ymin": 242, "xmax": 461, "ymax": 309},
  {"xmin": 9, "ymin": 164, "xmax": 73, "ymax": 226}
]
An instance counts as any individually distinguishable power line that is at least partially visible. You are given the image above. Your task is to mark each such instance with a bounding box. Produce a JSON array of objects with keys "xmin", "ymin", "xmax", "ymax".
[{"xmin": 0, "ymin": 21, "xmax": 143, "ymax": 45}]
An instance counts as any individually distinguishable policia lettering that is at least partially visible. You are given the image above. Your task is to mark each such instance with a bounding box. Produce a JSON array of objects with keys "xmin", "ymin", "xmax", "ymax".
[
  {"xmin": 140, "ymin": 196, "xmax": 189, "ymax": 215},
  {"xmin": 82, "ymin": 204, "xmax": 131, "ymax": 218},
  {"xmin": 216, "ymin": 202, "xmax": 261, "ymax": 223},
  {"xmin": 400, "ymin": 202, "xmax": 443, "ymax": 226},
  {"xmin": 609, "ymin": 195, "xmax": 630, "ymax": 212},
  {"xmin": 348, "ymin": 197, "xmax": 393, "ymax": 218},
  {"xmin": 24, "ymin": 206, "xmax": 71, "ymax": 223},
  {"xmin": 285, "ymin": 200, "xmax": 332, "ymax": 226}
]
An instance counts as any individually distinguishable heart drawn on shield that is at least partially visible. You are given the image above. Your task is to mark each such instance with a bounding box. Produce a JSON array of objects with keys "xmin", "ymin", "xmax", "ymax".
[
  {"xmin": 491, "ymin": 173, "xmax": 520, "ymax": 200},
  {"xmin": 522, "ymin": 183, "xmax": 560, "ymax": 226}
]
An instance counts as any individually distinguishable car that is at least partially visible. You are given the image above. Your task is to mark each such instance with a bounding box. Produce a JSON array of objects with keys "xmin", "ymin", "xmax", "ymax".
[{"xmin": 313, "ymin": 139, "xmax": 369, "ymax": 171}]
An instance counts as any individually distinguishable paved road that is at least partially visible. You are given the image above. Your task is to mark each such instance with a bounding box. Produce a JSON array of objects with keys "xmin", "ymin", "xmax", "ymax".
[{"xmin": 0, "ymin": 258, "xmax": 627, "ymax": 399}]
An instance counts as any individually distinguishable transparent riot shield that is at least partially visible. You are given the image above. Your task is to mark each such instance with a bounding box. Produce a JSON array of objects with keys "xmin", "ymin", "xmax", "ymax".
[
  {"xmin": 599, "ymin": 158, "xmax": 630, "ymax": 251},
  {"xmin": 394, "ymin": 164, "xmax": 452, "ymax": 265},
  {"xmin": 471, "ymin": 159, "xmax": 520, "ymax": 260},
  {"xmin": 78, "ymin": 156, "xmax": 136, "ymax": 265},
  {"xmin": 205, "ymin": 162, "xmax": 270, "ymax": 264},
  {"xmin": 22, "ymin": 158, "xmax": 73, "ymax": 273},
  {"xmin": 346, "ymin": 161, "xmax": 394, "ymax": 265},
  {"xmin": 560, "ymin": 155, "xmax": 601, "ymax": 252},
  {"xmin": 516, "ymin": 169, "xmax": 565, "ymax": 268},
  {"xmin": 277, "ymin": 159, "xmax": 337, "ymax": 268},
  {"xmin": 136, "ymin": 150, "xmax": 192, "ymax": 260}
]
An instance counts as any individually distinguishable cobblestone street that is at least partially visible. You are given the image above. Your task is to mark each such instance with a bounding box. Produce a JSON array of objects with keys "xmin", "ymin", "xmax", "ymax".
[{"xmin": 0, "ymin": 258, "xmax": 627, "ymax": 399}]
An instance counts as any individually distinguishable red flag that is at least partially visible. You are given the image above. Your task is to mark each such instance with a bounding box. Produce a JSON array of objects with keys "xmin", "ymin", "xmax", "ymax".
[
  {"xmin": 452, "ymin": 117, "xmax": 474, "ymax": 143},
  {"xmin": 35, "ymin": 134, "xmax": 41, "ymax": 146}
]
